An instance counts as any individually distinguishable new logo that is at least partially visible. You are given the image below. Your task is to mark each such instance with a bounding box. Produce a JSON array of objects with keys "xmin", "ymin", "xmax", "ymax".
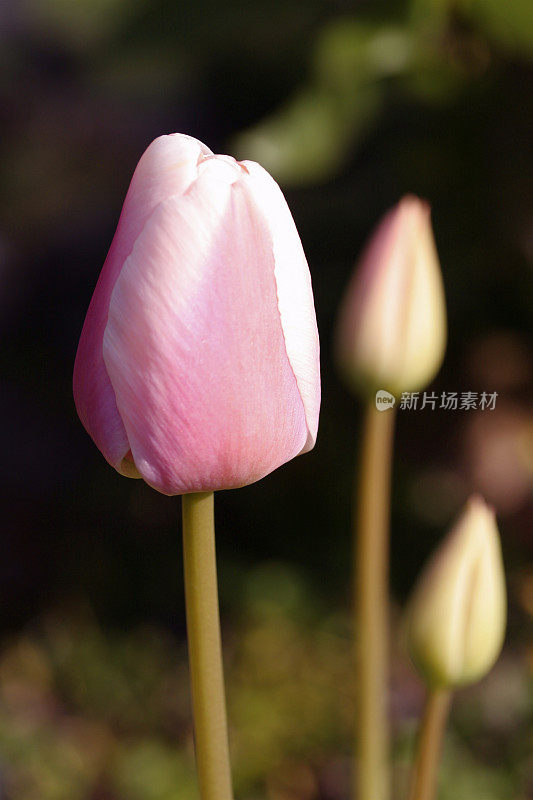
[{"xmin": 375, "ymin": 390, "xmax": 396, "ymax": 411}]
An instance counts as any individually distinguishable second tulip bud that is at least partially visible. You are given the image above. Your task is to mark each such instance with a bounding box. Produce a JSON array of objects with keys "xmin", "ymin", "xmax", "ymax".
[{"xmin": 335, "ymin": 195, "xmax": 447, "ymax": 399}]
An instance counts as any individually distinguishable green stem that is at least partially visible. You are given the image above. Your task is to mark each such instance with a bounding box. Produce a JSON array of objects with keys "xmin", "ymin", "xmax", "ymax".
[
  {"xmin": 407, "ymin": 689, "xmax": 451, "ymax": 800},
  {"xmin": 182, "ymin": 492, "xmax": 233, "ymax": 800},
  {"xmin": 354, "ymin": 402, "xmax": 396, "ymax": 800}
]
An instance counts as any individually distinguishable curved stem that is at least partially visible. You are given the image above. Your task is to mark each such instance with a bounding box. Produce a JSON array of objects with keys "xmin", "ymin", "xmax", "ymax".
[
  {"xmin": 354, "ymin": 403, "xmax": 396, "ymax": 800},
  {"xmin": 407, "ymin": 689, "xmax": 451, "ymax": 800},
  {"xmin": 182, "ymin": 492, "xmax": 233, "ymax": 800}
]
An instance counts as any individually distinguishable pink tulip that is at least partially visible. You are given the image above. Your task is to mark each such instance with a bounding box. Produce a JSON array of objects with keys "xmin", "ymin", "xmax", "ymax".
[{"xmin": 73, "ymin": 134, "xmax": 320, "ymax": 496}]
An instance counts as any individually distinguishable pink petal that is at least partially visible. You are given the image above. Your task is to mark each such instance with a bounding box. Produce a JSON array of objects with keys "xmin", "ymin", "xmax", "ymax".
[
  {"xmin": 102, "ymin": 161, "xmax": 309, "ymax": 495},
  {"xmin": 73, "ymin": 134, "xmax": 211, "ymax": 472},
  {"xmin": 242, "ymin": 161, "xmax": 321, "ymax": 452}
]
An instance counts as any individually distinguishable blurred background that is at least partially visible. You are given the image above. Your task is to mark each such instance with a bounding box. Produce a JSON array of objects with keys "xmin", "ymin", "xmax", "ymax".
[{"xmin": 1, "ymin": 0, "xmax": 532, "ymax": 797}]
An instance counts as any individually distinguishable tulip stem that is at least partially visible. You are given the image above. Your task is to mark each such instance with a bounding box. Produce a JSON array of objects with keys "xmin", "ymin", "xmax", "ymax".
[
  {"xmin": 354, "ymin": 402, "xmax": 396, "ymax": 800},
  {"xmin": 182, "ymin": 492, "xmax": 233, "ymax": 800},
  {"xmin": 407, "ymin": 688, "xmax": 451, "ymax": 800}
]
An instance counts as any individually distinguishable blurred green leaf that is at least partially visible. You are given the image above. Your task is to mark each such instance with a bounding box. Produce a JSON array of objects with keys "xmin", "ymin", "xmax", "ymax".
[
  {"xmin": 233, "ymin": 20, "xmax": 420, "ymax": 184},
  {"xmin": 313, "ymin": 21, "xmax": 414, "ymax": 85},
  {"xmin": 411, "ymin": 0, "xmax": 533, "ymax": 55},
  {"xmin": 233, "ymin": 82, "xmax": 382, "ymax": 185},
  {"xmin": 464, "ymin": 0, "xmax": 533, "ymax": 55},
  {"xmin": 235, "ymin": 0, "xmax": 533, "ymax": 185}
]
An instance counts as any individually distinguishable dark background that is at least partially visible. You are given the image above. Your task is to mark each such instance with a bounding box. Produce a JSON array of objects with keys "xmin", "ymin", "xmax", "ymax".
[{"xmin": 0, "ymin": 0, "xmax": 532, "ymax": 796}]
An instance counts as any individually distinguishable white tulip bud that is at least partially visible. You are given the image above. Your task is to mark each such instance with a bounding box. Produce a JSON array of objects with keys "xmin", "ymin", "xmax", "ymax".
[
  {"xmin": 335, "ymin": 195, "xmax": 447, "ymax": 398},
  {"xmin": 407, "ymin": 495, "xmax": 507, "ymax": 688}
]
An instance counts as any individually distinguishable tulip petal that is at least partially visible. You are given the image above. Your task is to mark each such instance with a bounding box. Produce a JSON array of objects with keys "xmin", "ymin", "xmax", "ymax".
[
  {"xmin": 73, "ymin": 134, "xmax": 212, "ymax": 471},
  {"xmin": 242, "ymin": 161, "xmax": 321, "ymax": 451},
  {"xmin": 103, "ymin": 163, "xmax": 309, "ymax": 494}
]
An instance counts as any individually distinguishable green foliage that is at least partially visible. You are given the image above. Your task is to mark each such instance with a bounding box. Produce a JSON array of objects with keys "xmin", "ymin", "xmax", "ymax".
[
  {"xmin": 411, "ymin": 0, "xmax": 533, "ymax": 55},
  {"xmin": 0, "ymin": 566, "xmax": 526, "ymax": 798},
  {"xmin": 233, "ymin": 0, "xmax": 533, "ymax": 184},
  {"xmin": 113, "ymin": 743, "xmax": 198, "ymax": 800}
]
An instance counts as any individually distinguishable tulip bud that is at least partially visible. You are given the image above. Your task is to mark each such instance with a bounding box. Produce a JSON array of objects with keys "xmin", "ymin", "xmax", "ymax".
[
  {"xmin": 335, "ymin": 195, "xmax": 447, "ymax": 398},
  {"xmin": 74, "ymin": 133, "xmax": 320, "ymax": 495},
  {"xmin": 406, "ymin": 496, "xmax": 507, "ymax": 689}
]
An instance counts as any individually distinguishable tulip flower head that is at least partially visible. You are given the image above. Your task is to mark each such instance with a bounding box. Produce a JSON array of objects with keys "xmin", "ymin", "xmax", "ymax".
[
  {"xmin": 406, "ymin": 495, "xmax": 507, "ymax": 689},
  {"xmin": 74, "ymin": 134, "xmax": 320, "ymax": 495},
  {"xmin": 335, "ymin": 195, "xmax": 447, "ymax": 398}
]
